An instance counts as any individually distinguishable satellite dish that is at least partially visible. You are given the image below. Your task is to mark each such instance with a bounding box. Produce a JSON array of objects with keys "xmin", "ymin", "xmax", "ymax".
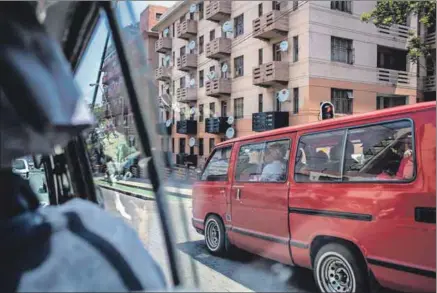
[
  {"xmin": 207, "ymin": 71, "xmax": 216, "ymax": 80},
  {"xmin": 222, "ymin": 21, "xmax": 233, "ymax": 33},
  {"xmin": 221, "ymin": 63, "xmax": 228, "ymax": 73},
  {"xmin": 188, "ymin": 40, "xmax": 196, "ymax": 50},
  {"xmin": 279, "ymin": 40, "xmax": 289, "ymax": 52},
  {"xmin": 277, "ymin": 89, "xmax": 290, "ymax": 103},
  {"xmin": 190, "ymin": 107, "xmax": 196, "ymax": 115},
  {"xmin": 225, "ymin": 127, "xmax": 235, "ymax": 139},
  {"xmin": 164, "ymin": 83, "xmax": 170, "ymax": 90},
  {"xmin": 163, "ymin": 28, "xmax": 169, "ymax": 37},
  {"xmin": 189, "ymin": 4, "xmax": 197, "ymax": 13},
  {"xmin": 227, "ymin": 116, "xmax": 234, "ymax": 125},
  {"xmin": 189, "ymin": 78, "xmax": 195, "ymax": 87},
  {"xmin": 165, "ymin": 119, "xmax": 172, "ymax": 127},
  {"xmin": 164, "ymin": 55, "xmax": 170, "ymax": 66},
  {"xmin": 172, "ymin": 102, "xmax": 181, "ymax": 112},
  {"xmin": 189, "ymin": 137, "xmax": 196, "ymax": 147},
  {"xmin": 347, "ymin": 91, "xmax": 354, "ymax": 99}
]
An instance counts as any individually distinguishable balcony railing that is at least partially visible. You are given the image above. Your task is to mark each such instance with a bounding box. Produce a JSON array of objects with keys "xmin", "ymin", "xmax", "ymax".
[
  {"xmin": 426, "ymin": 32, "xmax": 436, "ymax": 46},
  {"xmin": 376, "ymin": 68, "xmax": 410, "ymax": 86},
  {"xmin": 155, "ymin": 66, "xmax": 172, "ymax": 81},
  {"xmin": 252, "ymin": 112, "xmax": 289, "ymax": 132},
  {"xmin": 155, "ymin": 37, "xmax": 172, "ymax": 53},
  {"xmin": 177, "ymin": 54, "xmax": 197, "ymax": 71},
  {"xmin": 253, "ymin": 11, "xmax": 289, "ymax": 40},
  {"xmin": 176, "ymin": 154, "xmax": 198, "ymax": 167},
  {"xmin": 205, "ymin": 78, "xmax": 232, "ymax": 97},
  {"xmin": 377, "ymin": 24, "xmax": 410, "ymax": 39},
  {"xmin": 424, "ymin": 75, "xmax": 436, "ymax": 92},
  {"xmin": 205, "ymin": 117, "xmax": 229, "ymax": 134},
  {"xmin": 206, "ymin": 37, "xmax": 231, "ymax": 60},
  {"xmin": 253, "ymin": 61, "xmax": 289, "ymax": 87},
  {"xmin": 205, "ymin": 1, "xmax": 231, "ymax": 22},
  {"xmin": 177, "ymin": 88, "xmax": 198, "ymax": 103},
  {"xmin": 177, "ymin": 19, "xmax": 197, "ymax": 40},
  {"xmin": 176, "ymin": 120, "xmax": 197, "ymax": 135}
]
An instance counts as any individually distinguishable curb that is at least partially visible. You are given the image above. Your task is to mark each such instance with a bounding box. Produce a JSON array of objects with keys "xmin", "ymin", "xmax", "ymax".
[
  {"xmin": 116, "ymin": 181, "xmax": 192, "ymax": 199},
  {"xmin": 97, "ymin": 183, "xmax": 155, "ymax": 201}
]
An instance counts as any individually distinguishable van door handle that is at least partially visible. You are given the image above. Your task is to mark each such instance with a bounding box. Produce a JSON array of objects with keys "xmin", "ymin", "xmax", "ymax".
[{"xmin": 236, "ymin": 188, "xmax": 241, "ymax": 201}]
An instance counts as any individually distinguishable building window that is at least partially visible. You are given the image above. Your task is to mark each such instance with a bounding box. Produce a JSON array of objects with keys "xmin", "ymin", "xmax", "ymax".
[
  {"xmin": 209, "ymin": 29, "xmax": 215, "ymax": 41},
  {"xmin": 331, "ymin": 88, "xmax": 353, "ymax": 114},
  {"xmin": 273, "ymin": 42, "xmax": 282, "ymax": 61},
  {"xmin": 198, "ymin": 2, "xmax": 204, "ymax": 20},
  {"xmin": 179, "ymin": 76, "xmax": 185, "ymax": 88},
  {"xmin": 258, "ymin": 3, "xmax": 263, "ymax": 17},
  {"xmin": 172, "ymin": 138, "xmax": 175, "ymax": 153},
  {"xmin": 234, "ymin": 55, "xmax": 244, "ymax": 78},
  {"xmin": 272, "ymin": 1, "xmax": 281, "ymax": 11},
  {"xmin": 276, "ymin": 98, "xmax": 281, "ymax": 111},
  {"xmin": 172, "ymin": 23, "xmax": 175, "ymax": 37},
  {"xmin": 331, "ymin": 1, "xmax": 352, "ymax": 13},
  {"xmin": 179, "ymin": 138, "xmax": 186, "ymax": 154},
  {"xmin": 209, "ymin": 138, "xmax": 215, "ymax": 153},
  {"xmin": 180, "ymin": 15, "xmax": 185, "ymax": 23},
  {"xmin": 220, "ymin": 61, "xmax": 229, "ymax": 79},
  {"xmin": 180, "ymin": 107, "xmax": 186, "ymax": 121},
  {"xmin": 199, "ymin": 35, "xmax": 204, "ymax": 54},
  {"xmin": 293, "ymin": 1, "xmax": 299, "ymax": 11},
  {"xmin": 293, "ymin": 36, "xmax": 299, "ymax": 62},
  {"xmin": 172, "ymin": 51, "xmax": 175, "ymax": 65},
  {"xmin": 258, "ymin": 48, "xmax": 263, "ymax": 65},
  {"xmin": 198, "ymin": 138, "xmax": 204, "ymax": 156},
  {"xmin": 234, "ymin": 14, "xmax": 244, "ymax": 37},
  {"xmin": 293, "ymin": 88, "xmax": 299, "ymax": 114},
  {"xmin": 209, "ymin": 102, "xmax": 215, "ymax": 118},
  {"xmin": 199, "ymin": 70, "xmax": 204, "ymax": 88},
  {"xmin": 209, "ymin": 65, "xmax": 216, "ymax": 74},
  {"xmin": 156, "ymin": 13, "xmax": 162, "ymax": 20},
  {"xmin": 172, "ymin": 81, "xmax": 175, "ymax": 96},
  {"xmin": 180, "ymin": 46, "xmax": 185, "ymax": 57},
  {"xmin": 234, "ymin": 98, "xmax": 244, "ymax": 119},
  {"xmin": 331, "ymin": 36, "xmax": 354, "ymax": 64},
  {"xmin": 221, "ymin": 101, "xmax": 227, "ymax": 117},
  {"xmin": 199, "ymin": 104, "xmax": 204, "ymax": 122},
  {"xmin": 221, "ymin": 138, "xmax": 226, "ymax": 142},
  {"xmin": 258, "ymin": 94, "xmax": 263, "ymax": 112},
  {"xmin": 376, "ymin": 96, "xmax": 407, "ymax": 110}
]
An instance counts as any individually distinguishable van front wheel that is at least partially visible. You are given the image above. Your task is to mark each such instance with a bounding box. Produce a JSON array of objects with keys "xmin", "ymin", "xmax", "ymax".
[
  {"xmin": 204, "ymin": 215, "xmax": 226, "ymax": 255},
  {"xmin": 314, "ymin": 243, "xmax": 369, "ymax": 293}
]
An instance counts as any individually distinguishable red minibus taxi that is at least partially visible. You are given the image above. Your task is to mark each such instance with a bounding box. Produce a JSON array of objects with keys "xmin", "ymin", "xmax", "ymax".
[{"xmin": 192, "ymin": 102, "xmax": 436, "ymax": 293}]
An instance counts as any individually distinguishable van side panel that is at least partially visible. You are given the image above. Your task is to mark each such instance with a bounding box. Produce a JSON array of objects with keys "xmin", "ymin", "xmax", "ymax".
[{"xmin": 288, "ymin": 110, "xmax": 436, "ymax": 293}]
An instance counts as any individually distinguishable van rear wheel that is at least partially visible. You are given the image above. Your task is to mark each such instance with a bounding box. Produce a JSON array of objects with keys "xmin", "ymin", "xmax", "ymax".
[
  {"xmin": 314, "ymin": 243, "xmax": 369, "ymax": 293},
  {"xmin": 204, "ymin": 215, "xmax": 226, "ymax": 255}
]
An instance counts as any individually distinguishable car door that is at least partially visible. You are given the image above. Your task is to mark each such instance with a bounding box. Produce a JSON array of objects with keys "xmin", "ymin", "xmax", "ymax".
[{"xmin": 228, "ymin": 134, "xmax": 294, "ymax": 264}]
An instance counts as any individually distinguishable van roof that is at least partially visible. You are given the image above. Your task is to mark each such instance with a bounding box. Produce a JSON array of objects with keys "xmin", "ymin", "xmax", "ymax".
[{"xmin": 218, "ymin": 101, "xmax": 436, "ymax": 147}]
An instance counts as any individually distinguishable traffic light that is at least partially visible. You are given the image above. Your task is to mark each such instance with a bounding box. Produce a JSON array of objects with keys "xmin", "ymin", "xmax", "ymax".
[{"xmin": 320, "ymin": 101, "xmax": 335, "ymax": 120}]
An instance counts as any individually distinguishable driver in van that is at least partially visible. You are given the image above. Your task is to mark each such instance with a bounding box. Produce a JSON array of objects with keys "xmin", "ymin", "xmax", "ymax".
[{"xmin": 260, "ymin": 144, "xmax": 286, "ymax": 182}]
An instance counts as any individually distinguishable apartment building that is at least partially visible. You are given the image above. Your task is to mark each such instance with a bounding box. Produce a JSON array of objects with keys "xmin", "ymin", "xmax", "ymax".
[
  {"xmin": 102, "ymin": 5, "xmax": 168, "ymax": 137},
  {"xmin": 153, "ymin": 0, "xmax": 434, "ymax": 166}
]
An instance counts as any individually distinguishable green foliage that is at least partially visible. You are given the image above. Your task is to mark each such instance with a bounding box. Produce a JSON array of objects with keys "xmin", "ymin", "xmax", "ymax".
[{"xmin": 361, "ymin": 0, "xmax": 436, "ymax": 65}]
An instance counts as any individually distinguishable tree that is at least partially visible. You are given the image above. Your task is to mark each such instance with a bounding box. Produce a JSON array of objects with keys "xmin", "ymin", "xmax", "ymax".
[{"xmin": 361, "ymin": 0, "xmax": 436, "ymax": 66}]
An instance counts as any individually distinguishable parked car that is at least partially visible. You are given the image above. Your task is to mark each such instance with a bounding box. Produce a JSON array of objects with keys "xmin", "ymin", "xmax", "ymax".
[{"xmin": 12, "ymin": 158, "xmax": 30, "ymax": 180}]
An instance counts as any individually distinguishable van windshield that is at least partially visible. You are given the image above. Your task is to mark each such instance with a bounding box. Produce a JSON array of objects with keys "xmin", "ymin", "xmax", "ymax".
[{"xmin": 13, "ymin": 160, "xmax": 26, "ymax": 170}]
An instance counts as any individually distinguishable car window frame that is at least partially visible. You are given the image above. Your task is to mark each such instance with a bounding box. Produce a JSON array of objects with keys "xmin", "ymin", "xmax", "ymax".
[
  {"xmin": 293, "ymin": 118, "xmax": 417, "ymax": 184},
  {"xmin": 200, "ymin": 144, "xmax": 233, "ymax": 182},
  {"xmin": 234, "ymin": 137, "xmax": 291, "ymax": 183}
]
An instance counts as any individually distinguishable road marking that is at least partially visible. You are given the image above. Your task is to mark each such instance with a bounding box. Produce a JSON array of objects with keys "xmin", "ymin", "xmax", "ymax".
[{"xmin": 115, "ymin": 192, "xmax": 132, "ymax": 221}]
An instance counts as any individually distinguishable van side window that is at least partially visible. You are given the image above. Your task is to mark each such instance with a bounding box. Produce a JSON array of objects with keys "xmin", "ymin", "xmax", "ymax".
[
  {"xmin": 344, "ymin": 120, "xmax": 415, "ymax": 181},
  {"xmin": 236, "ymin": 139, "xmax": 290, "ymax": 182},
  {"xmin": 201, "ymin": 146, "xmax": 232, "ymax": 181},
  {"xmin": 294, "ymin": 130, "xmax": 346, "ymax": 182}
]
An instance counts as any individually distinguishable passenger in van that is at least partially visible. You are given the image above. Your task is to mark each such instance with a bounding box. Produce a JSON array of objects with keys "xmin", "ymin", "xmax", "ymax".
[
  {"xmin": 325, "ymin": 141, "xmax": 354, "ymax": 174},
  {"xmin": 260, "ymin": 144, "xmax": 286, "ymax": 182},
  {"xmin": 376, "ymin": 140, "xmax": 414, "ymax": 180},
  {"xmin": 238, "ymin": 149, "xmax": 262, "ymax": 181}
]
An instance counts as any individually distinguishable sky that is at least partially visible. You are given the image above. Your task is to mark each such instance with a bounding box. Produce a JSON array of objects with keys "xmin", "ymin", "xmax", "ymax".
[{"xmin": 75, "ymin": 1, "xmax": 177, "ymax": 106}]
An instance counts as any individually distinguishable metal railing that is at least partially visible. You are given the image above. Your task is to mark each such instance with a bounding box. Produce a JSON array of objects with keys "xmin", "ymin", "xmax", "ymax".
[
  {"xmin": 377, "ymin": 24, "xmax": 410, "ymax": 39},
  {"xmin": 377, "ymin": 68, "xmax": 410, "ymax": 86}
]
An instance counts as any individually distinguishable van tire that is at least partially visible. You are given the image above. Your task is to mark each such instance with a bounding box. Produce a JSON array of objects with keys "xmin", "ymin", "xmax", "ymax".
[
  {"xmin": 204, "ymin": 215, "xmax": 226, "ymax": 255},
  {"xmin": 314, "ymin": 243, "xmax": 369, "ymax": 293}
]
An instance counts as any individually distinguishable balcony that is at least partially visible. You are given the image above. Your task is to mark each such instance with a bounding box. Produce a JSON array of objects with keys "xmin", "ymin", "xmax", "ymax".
[
  {"xmin": 205, "ymin": 117, "xmax": 229, "ymax": 134},
  {"xmin": 176, "ymin": 120, "xmax": 197, "ymax": 135},
  {"xmin": 205, "ymin": 78, "xmax": 232, "ymax": 97},
  {"xmin": 177, "ymin": 88, "xmax": 198, "ymax": 103},
  {"xmin": 177, "ymin": 54, "xmax": 197, "ymax": 72},
  {"xmin": 253, "ymin": 11, "xmax": 289, "ymax": 41},
  {"xmin": 156, "ymin": 122, "xmax": 172, "ymax": 135},
  {"xmin": 253, "ymin": 61, "xmax": 289, "ymax": 88},
  {"xmin": 252, "ymin": 112, "xmax": 289, "ymax": 132},
  {"xmin": 426, "ymin": 32, "xmax": 436, "ymax": 46},
  {"xmin": 206, "ymin": 37, "xmax": 231, "ymax": 60},
  {"xmin": 176, "ymin": 153, "xmax": 198, "ymax": 167},
  {"xmin": 376, "ymin": 68, "xmax": 410, "ymax": 86},
  {"xmin": 155, "ymin": 66, "xmax": 172, "ymax": 81},
  {"xmin": 155, "ymin": 37, "xmax": 172, "ymax": 53},
  {"xmin": 377, "ymin": 24, "xmax": 410, "ymax": 40},
  {"xmin": 424, "ymin": 76, "xmax": 436, "ymax": 92},
  {"xmin": 177, "ymin": 19, "xmax": 197, "ymax": 40},
  {"xmin": 205, "ymin": 1, "xmax": 231, "ymax": 22}
]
